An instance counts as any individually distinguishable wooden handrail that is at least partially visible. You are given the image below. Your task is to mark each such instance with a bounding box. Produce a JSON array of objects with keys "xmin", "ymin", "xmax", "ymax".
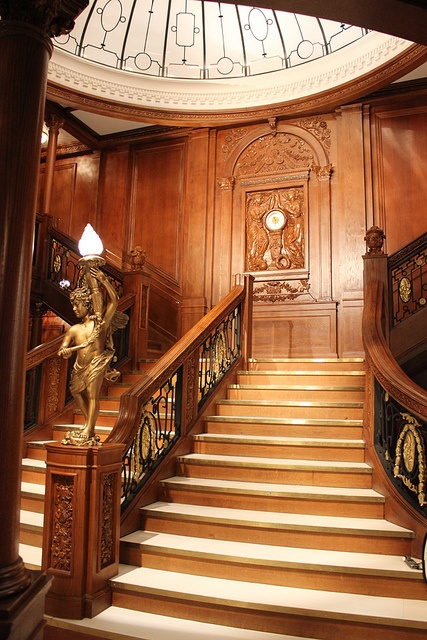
[
  {"xmin": 26, "ymin": 335, "xmax": 64, "ymax": 371},
  {"xmin": 363, "ymin": 279, "xmax": 427, "ymax": 421}
]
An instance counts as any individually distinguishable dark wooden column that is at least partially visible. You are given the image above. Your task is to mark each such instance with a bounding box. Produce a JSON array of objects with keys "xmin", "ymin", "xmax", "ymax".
[
  {"xmin": 42, "ymin": 114, "xmax": 64, "ymax": 214},
  {"xmin": 0, "ymin": 2, "xmax": 88, "ymax": 638}
]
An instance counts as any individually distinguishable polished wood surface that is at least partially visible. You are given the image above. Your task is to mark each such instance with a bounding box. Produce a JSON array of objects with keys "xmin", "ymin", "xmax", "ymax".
[{"xmin": 37, "ymin": 81, "xmax": 427, "ymax": 361}]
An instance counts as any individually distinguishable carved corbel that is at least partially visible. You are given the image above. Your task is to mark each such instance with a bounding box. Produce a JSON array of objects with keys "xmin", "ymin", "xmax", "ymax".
[
  {"xmin": 268, "ymin": 117, "xmax": 277, "ymax": 136},
  {"xmin": 311, "ymin": 163, "xmax": 333, "ymax": 181},
  {"xmin": 217, "ymin": 177, "xmax": 235, "ymax": 191}
]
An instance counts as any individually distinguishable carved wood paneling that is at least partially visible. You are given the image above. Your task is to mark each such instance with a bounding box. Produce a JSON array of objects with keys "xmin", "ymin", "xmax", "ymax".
[
  {"xmin": 130, "ymin": 142, "xmax": 184, "ymax": 284},
  {"xmin": 100, "ymin": 473, "xmax": 115, "ymax": 570},
  {"xmin": 372, "ymin": 106, "xmax": 427, "ymax": 255},
  {"xmin": 252, "ymin": 301, "xmax": 337, "ymax": 358},
  {"xmin": 50, "ymin": 474, "xmax": 74, "ymax": 574},
  {"xmin": 98, "ymin": 148, "xmax": 130, "ymax": 268}
]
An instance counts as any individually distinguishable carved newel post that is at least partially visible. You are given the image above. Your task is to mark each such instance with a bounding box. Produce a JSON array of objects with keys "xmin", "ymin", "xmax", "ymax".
[
  {"xmin": 363, "ymin": 225, "xmax": 389, "ymax": 331},
  {"xmin": 122, "ymin": 246, "xmax": 151, "ymax": 369},
  {"xmin": 42, "ymin": 442, "xmax": 124, "ymax": 619},
  {"xmin": 43, "ymin": 225, "xmax": 126, "ymax": 618}
]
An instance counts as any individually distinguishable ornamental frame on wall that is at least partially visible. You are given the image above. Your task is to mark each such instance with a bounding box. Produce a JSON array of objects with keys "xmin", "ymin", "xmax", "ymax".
[{"xmin": 245, "ymin": 183, "xmax": 308, "ymax": 274}]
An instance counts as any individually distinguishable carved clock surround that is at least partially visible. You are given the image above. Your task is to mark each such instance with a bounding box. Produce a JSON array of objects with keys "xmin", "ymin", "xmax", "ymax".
[
  {"xmin": 219, "ymin": 116, "xmax": 332, "ymax": 300},
  {"xmin": 217, "ymin": 116, "xmax": 336, "ymax": 357}
]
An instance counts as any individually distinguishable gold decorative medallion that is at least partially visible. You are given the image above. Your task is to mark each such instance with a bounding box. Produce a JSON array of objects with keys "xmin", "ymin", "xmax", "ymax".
[{"xmin": 398, "ymin": 277, "xmax": 412, "ymax": 303}]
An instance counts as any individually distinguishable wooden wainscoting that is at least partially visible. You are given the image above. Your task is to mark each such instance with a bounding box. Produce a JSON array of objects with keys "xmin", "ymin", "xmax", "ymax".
[{"xmin": 252, "ymin": 300, "xmax": 338, "ymax": 358}]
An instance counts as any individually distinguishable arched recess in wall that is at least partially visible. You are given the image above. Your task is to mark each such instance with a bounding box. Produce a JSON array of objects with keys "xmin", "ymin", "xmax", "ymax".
[{"xmin": 216, "ymin": 117, "xmax": 338, "ymax": 358}]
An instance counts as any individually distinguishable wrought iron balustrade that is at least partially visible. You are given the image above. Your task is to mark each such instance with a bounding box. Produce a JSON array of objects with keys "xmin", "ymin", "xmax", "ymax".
[
  {"xmin": 106, "ymin": 276, "xmax": 251, "ymax": 512},
  {"xmin": 362, "ymin": 271, "xmax": 427, "ymax": 530},
  {"xmin": 374, "ymin": 379, "xmax": 427, "ymax": 514},
  {"xmin": 389, "ymin": 232, "xmax": 427, "ymax": 326},
  {"xmin": 199, "ymin": 306, "xmax": 241, "ymax": 407},
  {"xmin": 121, "ymin": 370, "xmax": 181, "ymax": 509}
]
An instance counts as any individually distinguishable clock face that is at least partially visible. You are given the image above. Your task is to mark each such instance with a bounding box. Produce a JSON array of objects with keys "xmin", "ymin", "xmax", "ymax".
[{"xmin": 265, "ymin": 209, "xmax": 285, "ymax": 231}]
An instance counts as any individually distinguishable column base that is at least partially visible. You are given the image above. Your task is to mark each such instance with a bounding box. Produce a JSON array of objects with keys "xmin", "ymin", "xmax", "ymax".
[{"xmin": 0, "ymin": 570, "xmax": 51, "ymax": 640}]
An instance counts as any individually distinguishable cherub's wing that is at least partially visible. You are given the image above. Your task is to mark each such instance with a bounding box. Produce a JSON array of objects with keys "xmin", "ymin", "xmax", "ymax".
[{"xmin": 110, "ymin": 310, "xmax": 129, "ymax": 333}]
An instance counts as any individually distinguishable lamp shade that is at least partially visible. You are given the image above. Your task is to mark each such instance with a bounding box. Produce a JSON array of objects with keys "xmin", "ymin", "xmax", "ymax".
[{"xmin": 78, "ymin": 224, "xmax": 104, "ymax": 257}]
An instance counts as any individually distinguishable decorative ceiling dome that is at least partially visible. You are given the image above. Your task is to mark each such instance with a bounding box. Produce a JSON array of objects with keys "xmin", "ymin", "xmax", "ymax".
[{"xmin": 47, "ymin": 0, "xmax": 426, "ymax": 126}]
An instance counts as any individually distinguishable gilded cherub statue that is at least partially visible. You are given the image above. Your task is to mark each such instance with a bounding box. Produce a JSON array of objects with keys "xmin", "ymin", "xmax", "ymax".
[{"xmin": 58, "ymin": 267, "xmax": 128, "ymax": 446}]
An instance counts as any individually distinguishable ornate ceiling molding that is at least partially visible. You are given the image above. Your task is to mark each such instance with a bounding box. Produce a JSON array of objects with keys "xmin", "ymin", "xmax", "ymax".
[{"xmin": 47, "ymin": 34, "xmax": 427, "ymax": 127}]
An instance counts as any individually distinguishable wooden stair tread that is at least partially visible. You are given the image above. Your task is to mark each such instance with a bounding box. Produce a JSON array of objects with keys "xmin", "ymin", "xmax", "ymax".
[
  {"xmin": 19, "ymin": 543, "xmax": 42, "ymax": 569},
  {"xmin": 229, "ymin": 383, "xmax": 365, "ymax": 390},
  {"xmin": 248, "ymin": 358, "xmax": 365, "ymax": 363},
  {"xmin": 74, "ymin": 408, "xmax": 118, "ymax": 416},
  {"xmin": 53, "ymin": 423, "xmax": 113, "ymax": 433},
  {"xmin": 22, "ymin": 457, "xmax": 46, "ymax": 470},
  {"xmin": 142, "ymin": 501, "xmax": 413, "ymax": 536},
  {"xmin": 218, "ymin": 399, "xmax": 364, "ymax": 407},
  {"xmin": 20, "ymin": 509, "xmax": 44, "ymax": 528},
  {"xmin": 111, "ymin": 566, "xmax": 427, "ymax": 628},
  {"xmin": 206, "ymin": 415, "xmax": 363, "ymax": 425},
  {"xmin": 193, "ymin": 434, "xmax": 365, "ymax": 447},
  {"xmin": 21, "ymin": 481, "xmax": 45, "ymax": 496},
  {"xmin": 121, "ymin": 531, "xmax": 421, "ymax": 579},
  {"xmin": 178, "ymin": 452, "xmax": 372, "ymax": 471},
  {"xmin": 160, "ymin": 476, "xmax": 384, "ymax": 501},
  {"xmin": 49, "ymin": 606, "xmax": 310, "ymax": 640},
  {"xmin": 239, "ymin": 370, "xmax": 366, "ymax": 376}
]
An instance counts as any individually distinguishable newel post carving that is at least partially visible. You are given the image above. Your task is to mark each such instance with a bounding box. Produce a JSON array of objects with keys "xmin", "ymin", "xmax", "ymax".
[
  {"xmin": 363, "ymin": 225, "xmax": 389, "ymax": 338},
  {"xmin": 122, "ymin": 247, "xmax": 151, "ymax": 368},
  {"xmin": 42, "ymin": 442, "xmax": 124, "ymax": 619}
]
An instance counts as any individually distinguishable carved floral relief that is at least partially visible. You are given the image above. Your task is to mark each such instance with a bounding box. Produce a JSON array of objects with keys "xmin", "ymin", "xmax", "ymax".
[
  {"xmin": 246, "ymin": 187, "xmax": 305, "ymax": 271},
  {"xmin": 101, "ymin": 473, "xmax": 115, "ymax": 569},
  {"xmin": 236, "ymin": 133, "xmax": 314, "ymax": 177},
  {"xmin": 50, "ymin": 475, "xmax": 74, "ymax": 573}
]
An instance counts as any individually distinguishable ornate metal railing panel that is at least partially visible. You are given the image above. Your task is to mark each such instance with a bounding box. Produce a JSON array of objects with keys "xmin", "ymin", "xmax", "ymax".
[
  {"xmin": 374, "ymin": 379, "xmax": 427, "ymax": 515},
  {"xmin": 388, "ymin": 232, "xmax": 427, "ymax": 326},
  {"xmin": 107, "ymin": 278, "xmax": 249, "ymax": 513},
  {"xmin": 121, "ymin": 370, "xmax": 181, "ymax": 509},
  {"xmin": 198, "ymin": 305, "xmax": 241, "ymax": 408}
]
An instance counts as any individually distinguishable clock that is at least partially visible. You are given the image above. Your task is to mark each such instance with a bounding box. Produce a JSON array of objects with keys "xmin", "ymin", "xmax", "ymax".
[{"xmin": 265, "ymin": 210, "xmax": 285, "ymax": 231}]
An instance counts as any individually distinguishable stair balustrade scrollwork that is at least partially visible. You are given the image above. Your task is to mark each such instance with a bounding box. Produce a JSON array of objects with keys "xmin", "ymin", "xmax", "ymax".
[
  {"xmin": 388, "ymin": 231, "xmax": 427, "ymax": 327},
  {"xmin": 374, "ymin": 379, "xmax": 427, "ymax": 513},
  {"xmin": 106, "ymin": 275, "xmax": 252, "ymax": 513},
  {"xmin": 363, "ymin": 238, "xmax": 427, "ymax": 527}
]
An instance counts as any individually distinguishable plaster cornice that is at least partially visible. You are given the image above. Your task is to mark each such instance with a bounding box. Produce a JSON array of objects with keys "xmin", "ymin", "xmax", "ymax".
[{"xmin": 47, "ymin": 34, "xmax": 427, "ymax": 126}]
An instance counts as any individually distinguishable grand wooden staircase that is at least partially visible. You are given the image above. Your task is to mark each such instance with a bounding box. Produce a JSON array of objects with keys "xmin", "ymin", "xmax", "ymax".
[{"xmin": 20, "ymin": 358, "xmax": 427, "ymax": 640}]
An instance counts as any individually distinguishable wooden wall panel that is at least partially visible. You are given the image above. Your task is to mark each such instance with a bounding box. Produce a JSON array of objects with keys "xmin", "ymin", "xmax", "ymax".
[
  {"xmin": 372, "ymin": 106, "xmax": 427, "ymax": 255},
  {"xmin": 38, "ymin": 163, "xmax": 75, "ymax": 233},
  {"xmin": 130, "ymin": 142, "xmax": 184, "ymax": 284},
  {"xmin": 38, "ymin": 153, "xmax": 100, "ymax": 239},
  {"xmin": 252, "ymin": 302, "xmax": 338, "ymax": 358},
  {"xmin": 333, "ymin": 105, "xmax": 366, "ymax": 358},
  {"xmin": 97, "ymin": 148, "xmax": 130, "ymax": 268}
]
